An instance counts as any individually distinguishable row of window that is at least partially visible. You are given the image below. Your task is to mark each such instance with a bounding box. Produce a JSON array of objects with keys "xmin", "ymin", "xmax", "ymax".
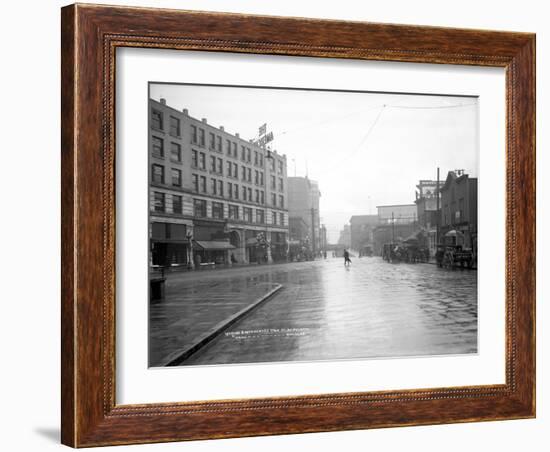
[
  {"xmin": 152, "ymin": 191, "xmax": 286, "ymax": 225},
  {"xmin": 153, "ymin": 146, "xmax": 285, "ymax": 195},
  {"xmin": 152, "ymin": 164, "xmax": 182, "ymax": 187},
  {"xmin": 153, "ymin": 192, "xmax": 183, "ymax": 214},
  {"xmin": 151, "ymin": 222, "xmax": 187, "ymax": 241},
  {"xmin": 152, "ymin": 109, "xmax": 181, "ymax": 137},
  {"xmin": 270, "ymin": 175, "xmax": 284, "ymax": 191},
  {"xmin": 190, "ymin": 125, "xmax": 268, "ymax": 168},
  {"xmin": 151, "ymin": 108, "xmax": 285, "ymax": 174},
  {"xmin": 190, "ymin": 150, "xmax": 285, "ymax": 191},
  {"xmin": 192, "ymin": 174, "xmax": 285, "ymax": 207},
  {"xmin": 192, "ymin": 198, "xmax": 285, "ymax": 225},
  {"xmin": 151, "ymin": 136, "xmax": 183, "ymax": 162},
  {"xmin": 151, "ymin": 108, "xmax": 284, "ymax": 179}
]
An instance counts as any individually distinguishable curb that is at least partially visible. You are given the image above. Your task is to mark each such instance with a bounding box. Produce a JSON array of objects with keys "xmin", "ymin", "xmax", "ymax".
[{"xmin": 161, "ymin": 284, "xmax": 284, "ymax": 366}]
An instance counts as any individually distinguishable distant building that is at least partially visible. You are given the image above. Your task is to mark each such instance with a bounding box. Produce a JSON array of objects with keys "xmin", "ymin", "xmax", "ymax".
[
  {"xmin": 287, "ymin": 176, "xmax": 322, "ymax": 254},
  {"xmin": 311, "ymin": 181, "xmax": 322, "ymax": 252},
  {"xmin": 440, "ymin": 170, "xmax": 477, "ymax": 253},
  {"xmin": 372, "ymin": 204, "xmax": 417, "ymax": 255},
  {"xmin": 415, "ymin": 180, "xmax": 440, "ymax": 254},
  {"xmin": 415, "ymin": 180, "xmax": 440, "ymax": 228},
  {"xmin": 319, "ymin": 224, "xmax": 328, "ymax": 252},
  {"xmin": 148, "ymin": 98, "xmax": 289, "ymax": 267},
  {"xmin": 289, "ymin": 217, "xmax": 309, "ymax": 243},
  {"xmin": 377, "ymin": 204, "xmax": 417, "ymax": 224},
  {"xmin": 337, "ymin": 224, "xmax": 351, "ymax": 249},
  {"xmin": 349, "ymin": 215, "xmax": 378, "ymax": 251}
]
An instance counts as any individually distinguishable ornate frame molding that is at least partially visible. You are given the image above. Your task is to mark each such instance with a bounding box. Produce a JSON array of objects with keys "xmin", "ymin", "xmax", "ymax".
[{"xmin": 61, "ymin": 4, "xmax": 535, "ymax": 447}]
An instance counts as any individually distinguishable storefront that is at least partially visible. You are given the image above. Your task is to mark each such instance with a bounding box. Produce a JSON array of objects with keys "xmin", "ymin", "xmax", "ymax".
[
  {"xmin": 288, "ymin": 239, "xmax": 311, "ymax": 261},
  {"xmin": 192, "ymin": 220, "xmax": 229, "ymax": 265},
  {"xmin": 245, "ymin": 237, "xmax": 262, "ymax": 263},
  {"xmin": 193, "ymin": 240, "xmax": 235, "ymax": 265},
  {"xmin": 270, "ymin": 231, "xmax": 288, "ymax": 262},
  {"xmin": 150, "ymin": 222, "xmax": 189, "ymax": 267}
]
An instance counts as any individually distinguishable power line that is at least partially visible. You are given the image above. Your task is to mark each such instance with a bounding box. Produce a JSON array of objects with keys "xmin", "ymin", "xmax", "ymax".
[
  {"xmin": 278, "ymin": 105, "xmax": 384, "ymax": 137},
  {"xmin": 274, "ymin": 102, "xmax": 476, "ymax": 139},
  {"xmin": 327, "ymin": 105, "xmax": 386, "ymax": 171},
  {"xmin": 277, "ymin": 102, "xmax": 475, "ymax": 136},
  {"xmin": 276, "ymin": 100, "xmax": 476, "ymax": 179}
]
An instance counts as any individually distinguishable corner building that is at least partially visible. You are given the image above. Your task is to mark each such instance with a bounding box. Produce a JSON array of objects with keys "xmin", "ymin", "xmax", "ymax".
[
  {"xmin": 440, "ymin": 170, "xmax": 477, "ymax": 253},
  {"xmin": 148, "ymin": 98, "xmax": 289, "ymax": 267}
]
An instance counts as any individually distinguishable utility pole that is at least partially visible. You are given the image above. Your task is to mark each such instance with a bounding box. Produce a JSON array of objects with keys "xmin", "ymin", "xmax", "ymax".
[
  {"xmin": 256, "ymin": 123, "xmax": 274, "ymax": 264},
  {"xmin": 436, "ymin": 167, "xmax": 440, "ymax": 246},
  {"xmin": 391, "ymin": 211, "xmax": 395, "ymax": 243},
  {"xmin": 311, "ymin": 207, "xmax": 316, "ymax": 257}
]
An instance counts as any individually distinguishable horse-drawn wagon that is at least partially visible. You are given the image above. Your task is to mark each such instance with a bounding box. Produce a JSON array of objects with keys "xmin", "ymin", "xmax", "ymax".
[{"xmin": 436, "ymin": 244, "xmax": 474, "ymax": 269}]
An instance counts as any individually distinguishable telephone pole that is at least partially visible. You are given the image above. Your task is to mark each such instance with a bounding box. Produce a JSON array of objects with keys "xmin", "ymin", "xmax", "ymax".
[
  {"xmin": 436, "ymin": 167, "xmax": 440, "ymax": 246},
  {"xmin": 391, "ymin": 212, "xmax": 395, "ymax": 243},
  {"xmin": 311, "ymin": 207, "xmax": 316, "ymax": 257}
]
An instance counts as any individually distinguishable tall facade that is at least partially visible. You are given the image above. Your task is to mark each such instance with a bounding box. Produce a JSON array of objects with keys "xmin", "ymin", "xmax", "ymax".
[
  {"xmin": 287, "ymin": 176, "xmax": 322, "ymax": 254},
  {"xmin": 149, "ymin": 98, "xmax": 289, "ymax": 267},
  {"xmin": 440, "ymin": 170, "xmax": 478, "ymax": 252},
  {"xmin": 415, "ymin": 180, "xmax": 440, "ymax": 254}
]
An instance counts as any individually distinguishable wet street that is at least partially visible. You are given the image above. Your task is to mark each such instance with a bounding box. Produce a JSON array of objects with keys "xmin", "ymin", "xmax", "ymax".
[{"xmin": 150, "ymin": 256, "xmax": 477, "ymax": 367}]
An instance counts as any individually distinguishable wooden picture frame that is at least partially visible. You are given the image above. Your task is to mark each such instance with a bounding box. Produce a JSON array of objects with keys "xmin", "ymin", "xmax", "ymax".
[{"xmin": 61, "ymin": 3, "xmax": 535, "ymax": 447}]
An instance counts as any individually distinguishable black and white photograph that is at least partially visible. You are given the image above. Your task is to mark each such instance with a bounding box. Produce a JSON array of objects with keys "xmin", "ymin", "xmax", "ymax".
[
  {"xmin": 148, "ymin": 83, "xmax": 479, "ymax": 368},
  {"xmin": 3, "ymin": 0, "xmax": 543, "ymax": 449}
]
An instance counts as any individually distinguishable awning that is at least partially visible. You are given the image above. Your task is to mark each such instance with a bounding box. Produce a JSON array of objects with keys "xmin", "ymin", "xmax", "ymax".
[
  {"xmin": 151, "ymin": 239, "xmax": 189, "ymax": 244},
  {"xmin": 194, "ymin": 240, "xmax": 235, "ymax": 251},
  {"xmin": 445, "ymin": 229, "xmax": 465, "ymax": 237},
  {"xmin": 246, "ymin": 238, "xmax": 258, "ymax": 246},
  {"xmin": 403, "ymin": 230, "xmax": 425, "ymax": 244}
]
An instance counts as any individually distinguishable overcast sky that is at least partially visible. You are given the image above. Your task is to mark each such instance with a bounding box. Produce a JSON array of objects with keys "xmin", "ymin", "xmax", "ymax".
[{"xmin": 150, "ymin": 83, "xmax": 478, "ymax": 243}]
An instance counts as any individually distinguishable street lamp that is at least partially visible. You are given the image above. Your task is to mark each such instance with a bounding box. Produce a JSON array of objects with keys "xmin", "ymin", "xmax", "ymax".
[
  {"xmin": 263, "ymin": 145, "xmax": 274, "ymax": 264},
  {"xmin": 186, "ymin": 231, "xmax": 194, "ymax": 270}
]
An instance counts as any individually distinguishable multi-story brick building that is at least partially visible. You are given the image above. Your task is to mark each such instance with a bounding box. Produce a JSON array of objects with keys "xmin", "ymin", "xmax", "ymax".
[{"xmin": 149, "ymin": 98, "xmax": 289, "ymax": 268}]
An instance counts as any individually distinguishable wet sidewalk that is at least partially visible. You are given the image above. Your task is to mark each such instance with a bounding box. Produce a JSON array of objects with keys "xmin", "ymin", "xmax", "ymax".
[{"xmin": 149, "ymin": 274, "xmax": 282, "ymax": 366}]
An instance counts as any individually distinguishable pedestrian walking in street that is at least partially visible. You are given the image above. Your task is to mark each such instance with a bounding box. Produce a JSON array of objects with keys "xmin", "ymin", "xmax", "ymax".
[{"xmin": 343, "ymin": 249, "xmax": 352, "ymax": 266}]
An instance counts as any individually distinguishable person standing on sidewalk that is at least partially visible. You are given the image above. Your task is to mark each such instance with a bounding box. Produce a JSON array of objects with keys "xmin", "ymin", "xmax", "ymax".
[{"xmin": 343, "ymin": 249, "xmax": 352, "ymax": 266}]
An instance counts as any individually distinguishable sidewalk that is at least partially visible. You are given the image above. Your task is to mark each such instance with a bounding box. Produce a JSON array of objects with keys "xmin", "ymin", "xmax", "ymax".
[
  {"xmin": 149, "ymin": 275, "xmax": 282, "ymax": 366},
  {"xmin": 157, "ymin": 259, "xmax": 302, "ymax": 274}
]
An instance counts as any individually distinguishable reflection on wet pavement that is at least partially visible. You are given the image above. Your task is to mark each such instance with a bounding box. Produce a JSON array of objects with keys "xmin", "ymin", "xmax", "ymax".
[{"xmin": 154, "ymin": 257, "xmax": 477, "ymax": 366}]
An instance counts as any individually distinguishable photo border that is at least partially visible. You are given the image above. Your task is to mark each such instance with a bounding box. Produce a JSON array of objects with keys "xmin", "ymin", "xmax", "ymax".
[{"xmin": 61, "ymin": 4, "xmax": 535, "ymax": 447}]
